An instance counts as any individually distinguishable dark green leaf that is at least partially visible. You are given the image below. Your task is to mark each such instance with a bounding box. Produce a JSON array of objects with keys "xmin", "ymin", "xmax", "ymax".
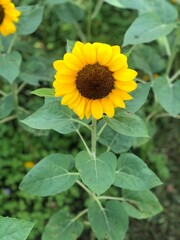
[
  {"xmin": 42, "ymin": 209, "xmax": 83, "ymax": 240},
  {"xmin": 88, "ymin": 201, "xmax": 128, "ymax": 240},
  {"xmin": 122, "ymin": 189, "xmax": 163, "ymax": 219},
  {"xmin": 104, "ymin": 109, "xmax": 149, "ymax": 137},
  {"xmin": 17, "ymin": 5, "xmax": 44, "ymax": 35},
  {"xmin": 20, "ymin": 154, "xmax": 78, "ymax": 196},
  {"xmin": 21, "ymin": 100, "xmax": 79, "ymax": 134},
  {"xmin": 75, "ymin": 151, "xmax": 117, "ymax": 195},
  {"xmin": 98, "ymin": 124, "xmax": 133, "ymax": 153},
  {"xmin": 55, "ymin": 3, "xmax": 84, "ymax": 23},
  {"xmin": 0, "ymin": 95, "xmax": 14, "ymax": 119},
  {"xmin": 45, "ymin": 0, "xmax": 69, "ymax": 5},
  {"xmin": 114, "ymin": 153, "xmax": 162, "ymax": 190},
  {"xmin": 0, "ymin": 51, "xmax": 22, "ymax": 84},
  {"xmin": 126, "ymin": 83, "xmax": 151, "ymax": 113},
  {"xmin": 123, "ymin": 12, "xmax": 176, "ymax": 46},
  {"xmin": 153, "ymin": 77, "xmax": 180, "ymax": 116},
  {"xmin": 0, "ymin": 216, "xmax": 34, "ymax": 240}
]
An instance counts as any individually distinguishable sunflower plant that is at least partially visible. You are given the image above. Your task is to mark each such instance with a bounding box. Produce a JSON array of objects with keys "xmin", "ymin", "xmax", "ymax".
[{"xmin": 18, "ymin": 39, "xmax": 163, "ymax": 239}]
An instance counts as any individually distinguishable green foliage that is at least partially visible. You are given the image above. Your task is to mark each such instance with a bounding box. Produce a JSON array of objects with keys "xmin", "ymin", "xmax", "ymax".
[
  {"xmin": 104, "ymin": 109, "xmax": 149, "ymax": 137},
  {"xmin": 75, "ymin": 151, "xmax": 117, "ymax": 195},
  {"xmin": 0, "ymin": 51, "xmax": 22, "ymax": 84},
  {"xmin": 42, "ymin": 209, "xmax": 83, "ymax": 240},
  {"xmin": 88, "ymin": 201, "xmax": 129, "ymax": 240},
  {"xmin": 122, "ymin": 189, "xmax": 163, "ymax": 219},
  {"xmin": 0, "ymin": 216, "xmax": 34, "ymax": 240},
  {"xmin": 0, "ymin": 95, "xmax": 14, "ymax": 119},
  {"xmin": 20, "ymin": 154, "xmax": 78, "ymax": 196},
  {"xmin": 153, "ymin": 76, "xmax": 180, "ymax": 116},
  {"xmin": 114, "ymin": 153, "xmax": 162, "ymax": 191}
]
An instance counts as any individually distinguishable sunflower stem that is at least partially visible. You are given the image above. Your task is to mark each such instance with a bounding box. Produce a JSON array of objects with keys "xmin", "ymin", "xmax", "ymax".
[
  {"xmin": 76, "ymin": 129, "xmax": 91, "ymax": 155},
  {"xmin": 7, "ymin": 34, "xmax": 17, "ymax": 54},
  {"xmin": 91, "ymin": 0, "xmax": 104, "ymax": 19},
  {"xmin": 91, "ymin": 118, "xmax": 97, "ymax": 159}
]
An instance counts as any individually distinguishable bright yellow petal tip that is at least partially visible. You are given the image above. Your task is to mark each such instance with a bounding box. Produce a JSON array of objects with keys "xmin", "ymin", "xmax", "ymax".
[{"xmin": 53, "ymin": 41, "xmax": 137, "ymax": 120}]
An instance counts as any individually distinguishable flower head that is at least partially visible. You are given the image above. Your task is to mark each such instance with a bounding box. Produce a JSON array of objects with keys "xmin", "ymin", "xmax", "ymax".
[
  {"xmin": 53, "ymin": 42, "xmax": 137, "ymax": 119},
  {"xmin": 0, "ymin": 0, "xmax": 21, "ymax": 36}
]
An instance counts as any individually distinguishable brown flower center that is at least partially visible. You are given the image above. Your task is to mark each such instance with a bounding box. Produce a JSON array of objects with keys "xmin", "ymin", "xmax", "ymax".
[
  {"xmin": 76, "ymin": 63, "xmax": 115, "ymax": 99},
  {"xmin": 0, "ymin": 5, "xmax": 5, "ymax": 25}
]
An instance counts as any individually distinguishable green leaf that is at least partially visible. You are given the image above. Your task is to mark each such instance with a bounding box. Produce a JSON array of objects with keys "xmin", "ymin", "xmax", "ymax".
[
  {"xmin": 114, "ymin": 153, "xmax": 162, "ymax": 191},
  {"xmin": 122, "ymin": 189, "xmax": 163, "ymax": 219},
  {"xmin": 19, "ymin": 153, "xmax": 78, "ymax": 196},
  {"xmin": 66, "ymin": 40, "xmax": 76, "ymax": 52},
  {"xmin": 17, "ymin": 5, "xmax": 44, "ymax": 35},
  {"xmin": 31, "ymin": 88, "xmax": 55, "ymax": 97},
  {"xmin": 129, "ymin": 45, "xmax": 166, "ymax": 75},
  {"xmin": 42, "ymin": 209, "xmax": 83, "ymax": 240},
  {"xmin": 75, "ymin": 151, "xmax": 117, "ymax": 195},
  {"xmin": 104, "ymin": 109, "xmax": 149, "ymax": 137},
  {"xmin": 21, "ymin": 100, "xmax": 79, "ymax": 134},
  {"xmin": 0, "ymin": 216, "xmax": 34, "ymax": 240},
  {"xmin": 45, "ymin": 0, "xmax": 69, "ymax": 5},
  {"xmin": 153, "ymin": 77, "xmax": 180, "ymax": 116},
  {"xmin": 98, "ymin": 124, "xmax": 133, "ymax": 153},
  {"xmin": 123, "ymin": 12, "xmax": 177, "ymax": 46},
  {"xmin": 55, "ymin": 2, "xmax": 84, "ymax": 23},
  {"xmin": 126, "ymin": 83, "xmax": 151, "ymax": 113},
  {"xmin": 105, "ymin": 0, "xmax": 178, "ymax": 19},
  {"xmin": 0, "ymin": 51, "xmax": 22, "ymax": 84},
  {"xmin": 88, "ymin": 201, "xmax": 128, "ymax": 240},
  {"xmin": 0, "ymin": 94, "xmax": 14, "ymax": 119}
]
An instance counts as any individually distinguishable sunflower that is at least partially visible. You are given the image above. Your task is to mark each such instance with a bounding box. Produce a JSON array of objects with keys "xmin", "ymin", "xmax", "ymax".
[
  {"xmin": 0, "ymin": 0, "xmax": 21, "ymax": 37},
  {"xmin": 53, "ymin": 42, "xmax": 137, "ymax": 120}
]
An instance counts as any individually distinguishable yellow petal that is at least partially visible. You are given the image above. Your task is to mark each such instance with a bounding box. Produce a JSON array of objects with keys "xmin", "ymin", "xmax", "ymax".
[
  {"xmin": 53, "ymin": 60, "xmax": 77, "ymax": 75},
  {"xmin": 69, "ymin": 94, "xmax": 82, "ymax": 109},
  {"xmin": 111, "ymin": 45, "xmax": 121, "ymax": 54},
  {"xmin": 85, "ymin": 99, "xmax": 92, "ymax": 119},
  {"xmin": 114, "ymin": 89, "xmax": 133, "ymax": 100},
  {"xmin": 113, "ymin": 69, "xmax": 137, "ymax": 81},
  {"xmin": 109, "ymin": 90, "xmax": 125, "ymax": 108},
  {"xmin": 61, "ymin": 90, "xmax": 79, "ymax": 105},
  {"xmin": 91, "ymin": 100, "xmax": 103, "ymax": 119},
  {"xmin": 82, "ymin": 43, "xmax": 97, "ymax": 64},
  {"xmin": 53, "ymin": 82, "xmax": 76, "ymax": 95},
  {"xmin": 97, "ymin": 44, "xmax": 112, "ymax": 65},
  {"xmin": 108, "ymin": 54, "xmax": 127, "ymax": 72},
  {"xmin": 73, "ymin": 41, "xmax": 84, "ymax": 50},
  {"xmin": 54, "ymin": 73, "xmax": 76, "ymax": 83},
  {"xmin": 72, "ymin": 45, "xmax": 86, "ymax": 65},
  {"xmin": 64, "ymin": 53, "xmax": 84, "ymax": 71},
  {"xmin": 115, "ymin": 80, "xmax": 137, "ymax": 92},
  {"xmin": 73, "ymin": 97, "xmax": 86, "ymax": 117},
  {"xmin": 101, "ymin": 98, "xmax": 115, "ymax": 118}
]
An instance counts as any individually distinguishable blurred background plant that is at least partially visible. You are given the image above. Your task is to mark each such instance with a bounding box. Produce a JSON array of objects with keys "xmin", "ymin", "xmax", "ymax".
[{"xmin": 0, "ymin": 0, "xmax": 180, "ymax": 239}]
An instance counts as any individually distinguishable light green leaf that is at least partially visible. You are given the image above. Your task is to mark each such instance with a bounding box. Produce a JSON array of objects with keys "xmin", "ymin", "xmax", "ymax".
[
  {"xmin": 98, "ymin": 124, "xmax": 133, "ymax": 153},
  {"xmin": 126, "ymin": 83, "xmax": 151, "ymax": 113},
  {"xmin": 17, "ymin": 5, "xmax": 44, "ymax": 35},
  {"xmin": 122, "ymin": 189, "xmax": 163, "ymax": 219},
  {"xmin": 0, "ymin": 95, "xmax": 14, "ymax": 119},
  {"xmin": 123, "ymin": 12, "xmax": 177, "ymax": 46},
  {"xmin": 129, "ymin": 45, "xmax": 165, "ymax": 75},
  {"xmin": 0, "ymin": 51, "xmax": 22, "ymax": 84},
  {"xmin": 75, "ymin": 151, "xmax": 117, "ymax": 195},
  {"xmin": 42, "ymin": 209, "xmax": 83, "ymax": 240},
  {"xmin": 153, "ymin": 77, "xmax": 180, "ymax": 116},
  {"xmin": 88, "ymin": 201, "xmax": 128, "ymax": 240},
  {"xmin": 45, "ymin": 0, "xmax": 69, "ymax": 5},
  {"xmin": 55, "ymin": 2, "xmax": 84, "ymax": 23},
  {"xmin": 105, "ymin": 0, "xmax": 178, "ymax": 19},
  {"xmin": 19, "ymin": 154, "xmax": 78, "ymax": 196},
  {"xmin": 21, "ymin": 100, "xmax": 79, "ymax": 134},
  {"xmin": 31, "ymin": 88, "xmax": 55, "ymax": 97},
  {"xmin": 66, "ymin": 40, "xmax": 76, "ymax": 52},
  {"xmin": 104, "ymin": 109, "xmax": 149, "ymax": 137},
  {"xmin": 114, "ymin": 153, "xmax": 162, "ymax": 191},
  {"xmin": 0, "ymin": 216, "xmax": 34, "ymax": 240}
]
